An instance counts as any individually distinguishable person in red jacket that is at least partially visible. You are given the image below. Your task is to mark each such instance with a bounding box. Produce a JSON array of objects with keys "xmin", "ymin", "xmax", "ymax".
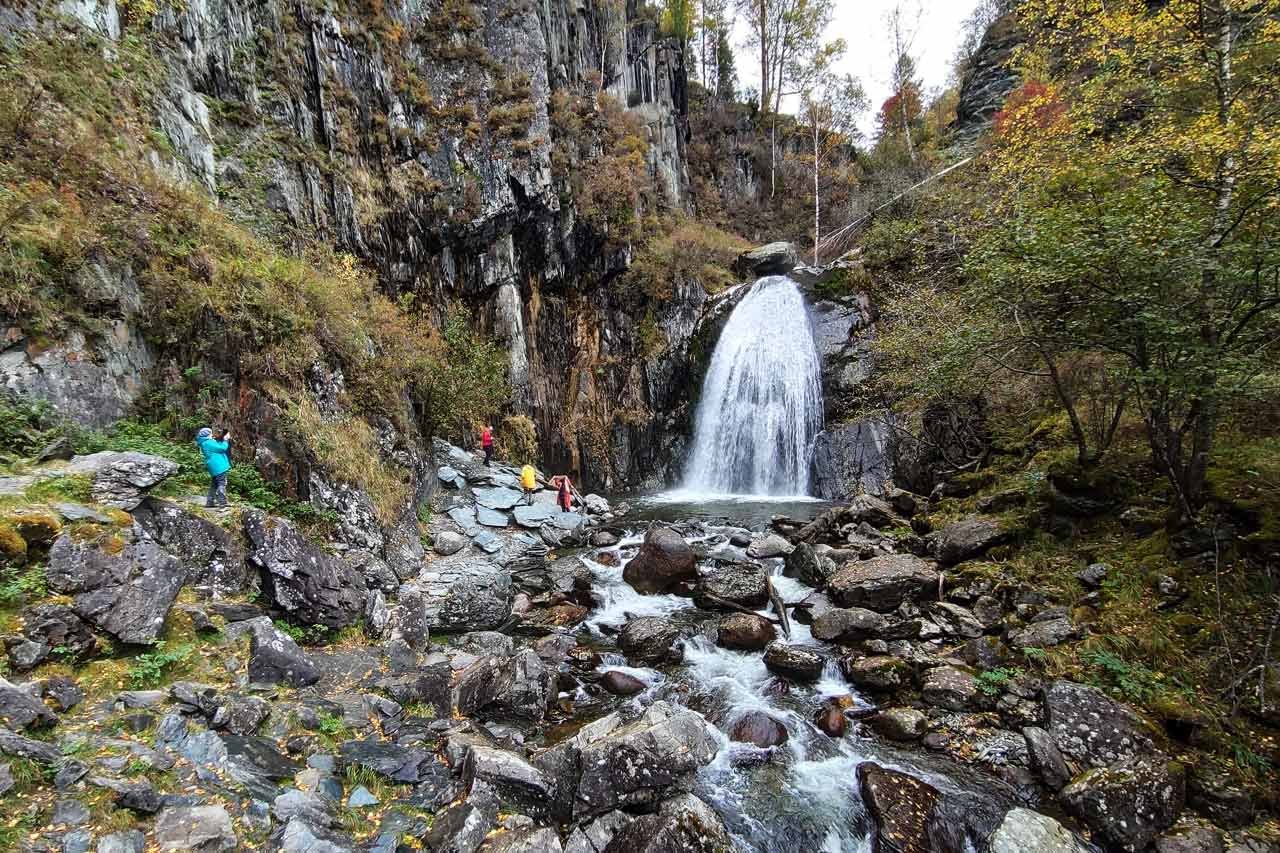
[
  {"xmin": 481, "ymin": 424, "xmax": 494, "ymax": 467},
  {"xmin": 556, "ymin": 475, "xmax": 573, "ymax": 513}
]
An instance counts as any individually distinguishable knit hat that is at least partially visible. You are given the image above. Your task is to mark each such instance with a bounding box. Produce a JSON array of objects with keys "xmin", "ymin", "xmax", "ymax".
[{"xmin": 196, "ymin": 427, "xmax": 213, "ymax": 441}]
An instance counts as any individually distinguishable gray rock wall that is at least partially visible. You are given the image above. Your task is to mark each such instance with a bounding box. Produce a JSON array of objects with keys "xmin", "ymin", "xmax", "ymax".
[{"xmin": 0, "ymin": 0, "xmax": 704, "ymax": 492}]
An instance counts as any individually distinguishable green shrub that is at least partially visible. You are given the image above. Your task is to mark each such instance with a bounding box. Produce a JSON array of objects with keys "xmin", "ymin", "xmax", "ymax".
[{"xmin": 127, "ymin": 641, "xmax": 194, "ymax": 688}]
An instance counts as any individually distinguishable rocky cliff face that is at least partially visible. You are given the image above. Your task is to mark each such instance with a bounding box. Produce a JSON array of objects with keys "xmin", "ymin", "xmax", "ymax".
[
  {"xmin": 951, "ymin": 9, "xmax": 1022, "ymax": 147},
  {"xmin": 1, "ymin": 0, "xmax": 706, "ymax": 492}
]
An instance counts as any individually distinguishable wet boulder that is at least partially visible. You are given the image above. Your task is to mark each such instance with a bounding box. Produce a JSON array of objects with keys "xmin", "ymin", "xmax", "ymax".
[
  {"xmin": 827, "ymin": 554, "xmax": 940, "ymax": 612},
  {"xmin": 815, "ymin": 704, "xmax": 848, "ymax": 738},
  {"xmin": 1061, "ymin": 755, "xmax": 1186, "ymax": 851},
  {"xmin": 783, "ymin": 542, "xmax": 837, "ymax": 588},
  {"xmin": 534, "ymin": 701, "xmax": 716, "ymax": 821},
  {"xmin": 244, "ymin": 512, "xmax": 366, "ymax": 629},
  {"xmin": 812, "ymin": 606, "xmax": 918, "ymax": 643},
  {"xmin": 693, "ymin": 562, "xmax": 769, "ymax": 610},
  {"xmin": 601, "ymin": 794, "xmax": 734, "ymax": 853},
  {"xmin": 843, "ymin": 655, "xmax": 911, "ymax": 692},
  {"xmin": 746, "ymin": 533, "xmax": 794, "ymax": 559},
  {"xmin": 622, "ymin": 527, "xmax": 696, "ymax": 594},
  {"xmin": 934, "ymin": 517, "xmax": 1010, "ymax": 565},
  {"xmin": 849, "ymin": 494, "xmax": 898, "ymax": 529},
  {"xmin": 66, "ymin": 451, "xmax": 179, "ymax": 509},
  {"xmin": 858, "ymin": 763, "xmax": 939, "ymax": 852},
  {"xmin": 716, "ymin": 613, "xmax": 777, "ymax": 651},
  {"xmin": 868, "ymin": 708, "xmax": 927, "ymax": 742},
  {"xmin": 1043, "ymin": 680, "xmax": 1160, "ymax": 768},
  {"xmin": 728, "ymin": 710, "xmax": 789, "ymax": 748},
  {"xmin": 618, "ymin": 617, "xmax": 682, "ymax": 665},
  {"xmin": 762, "ymin": 642, "xmax": 825, "ymax": 682},
  {"xmin": 46, "ymin": 530, "xmax": 184, "ymax": 644},
  {"xmin": 131, "ymin": 498, "xmax": 248, "ymax": 595},
  {"xmin": 600, "ymin": 671, "xmax": 647, "ymax": 696}
]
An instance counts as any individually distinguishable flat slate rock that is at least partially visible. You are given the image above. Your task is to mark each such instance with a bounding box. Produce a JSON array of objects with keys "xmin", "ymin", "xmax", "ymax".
[
  {"xmin": 472, "ymin": 532, "xmax": 503, "ymax": 554},
  {"xmin": 476, "ymin": 507, "xmax": 510, "ymax": 528},
  {"xmin": 548, "ymin": 511, "xmax": 585, "ymax": 532},
  {"xmin": 513, "ymin": 504, "xmax": 558, "ymax": 528},
  {"xmin": 54, "ymin": 503, "xmax": 115, "ymax": 524},
  {"xmin": 474, "ymin": 487, "xmax": 524, "ymax": 511},
  {"xmin": 437, "ymin": 467, "xmax": 463, "ymax": 488},
  {"xmin": 447, "ymin": 507, "xmax": 478, "ymax": 531}
]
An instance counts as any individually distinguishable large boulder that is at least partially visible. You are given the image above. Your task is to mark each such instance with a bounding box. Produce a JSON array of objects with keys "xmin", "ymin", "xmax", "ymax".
[
  {"xmin": 843, "ymin": 655, "xmax": 911, "ymax": 692},
  {"xmin": 241, "ymin": 618, "xmax": 320, "ymax": 688},
  {"xmin": 812, "ymin": 606, "xmax": 918, "ymax": 643},
  {"xmin": 693, "ymin": 563, "xmax": 769, "ymax": 610},
  {"xmin": 1043, "ymin": 681, "xmax": 1160, "ymax": 769},
  {"xmin": 1061, "ymin": 755, "xmax": 1186, "ymax": 851},
  {"xmin": 734, "ymin": 242, "xmax": 799, "ymax": 278},
  {"xmin": 46, "ymin": 530, "xmax": 184, "ymax": 644},
  {"xmin": 66, "ymin": 451, "xmax": 178, "ymax": 509},
  {"xmin": 762, "ymin": 643, "xmax": 825, "ymax": 682},
  {"xmin": 243, "ymin": 511, "xmax": 367, "ymax": 629},
  {"xmin": 0, "ymin": 677, "xmax": 58, "ymax": 730},
  {"xmin": 618, "ymin": 617, "xmax": 682, "ymax": 665},
  {"xmin": 132, "ymin": 498, "xmax": 248, "ymax": 595},
  {"xmin": 987, "ymin": 808, "xmax": 1094, "ymax": 853},
  {"xmin": 418, "ymin": 558, "xmax": 514, "ymax": 632},
  {"xmin": 716, "ymin": 613, "xmax": 777, "ymax": 650},
  {"xmin": 601, "ymin": 794, "xmax": 734, "ymax": 853},
  {"xmin": 746, "ymin": 533, "xmax": 794, "ymax": 559},
  {"xmin": 623, "ymin": 527, "xmax": 696, "ymax": 594},
  {"xmin": 858, "ymin": 763, "xmax": 940, "ymax": 853},
  {"xmin": 868, "ymin": 708, "xmax": 927, "ymax": 741},
  {"xmin": 153, "ymin": 804, "xmax": 237, "ymax": 851},
  {"xmin": 17, "ymin": 604, "xmax": 97, "ymax": 665},
  {"xmin": 534, "ymin": 702, "xmax": 717, "ymax": 821},
  {"xmin": 1008, "ymin": 613, "xmax": 1078, "ymax": 649},
  {"xmin": 783, "ymin": 543, "xmax": 837, "ymax": 588},
  {"xmin": 934, "ymin": 517, "xmax": 1010, "ymax": 565},
  {"xmin": 452, "ymin": 648, "xmax": 556, "ymax": 721},
  {"xmin": 827, "ymin": 554, "xmax": 940, "ymax": 612},
  {"xmin": 922, "ymin": 665, "xmax": 980, "ymax": 711},
  {"xmin": 728, "ymin": 710, "xmax": 789, "ymax": 748},
  {"xmin": 858, "ymin": 762, "xmax": 1010, "ymax": 853}
]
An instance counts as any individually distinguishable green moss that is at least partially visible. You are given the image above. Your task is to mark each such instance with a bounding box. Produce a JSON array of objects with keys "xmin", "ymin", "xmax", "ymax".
[{"xmin": 24, "ymin": 475, "xmax": 93, "ymax": 504}]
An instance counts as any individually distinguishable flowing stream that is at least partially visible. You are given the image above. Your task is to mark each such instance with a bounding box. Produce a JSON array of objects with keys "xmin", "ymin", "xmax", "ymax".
[
  {"xmin": 683, "ymin": 276, "xmax": 824, "ymax": 496},
  {"xmin": 578, "ymin": 524, "xmax": 1009, "ymax": 853}
]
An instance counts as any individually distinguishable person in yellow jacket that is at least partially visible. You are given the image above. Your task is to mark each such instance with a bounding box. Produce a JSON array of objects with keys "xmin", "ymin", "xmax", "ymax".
[{"xmin": 520, "ymin": 463, "xmax": 537, "ymax": 505}]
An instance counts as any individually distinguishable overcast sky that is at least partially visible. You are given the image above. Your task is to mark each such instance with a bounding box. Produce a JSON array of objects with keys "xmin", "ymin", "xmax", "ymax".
[{"xmin": 732, "ymin": 1, "xmax": 978, "ymax": 138}]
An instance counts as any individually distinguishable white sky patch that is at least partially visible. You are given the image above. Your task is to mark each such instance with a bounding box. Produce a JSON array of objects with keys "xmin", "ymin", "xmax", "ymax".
[{"xmin": 731, "ymin": 0, "xmax": 980, "ymax": 139}]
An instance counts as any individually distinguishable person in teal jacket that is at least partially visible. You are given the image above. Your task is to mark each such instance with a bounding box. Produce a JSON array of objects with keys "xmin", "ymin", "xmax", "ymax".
[{"xmin": 195, "ymin": 427, "xmax": 232, "ymax": 508}]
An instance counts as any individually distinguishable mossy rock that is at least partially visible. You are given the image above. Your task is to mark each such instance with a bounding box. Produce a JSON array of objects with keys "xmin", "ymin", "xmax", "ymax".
[
  {"xmin": 1147, "ymin": 693, "xmax": 1213, "ymax": 729},
  {"xmin": 7, "ymin": 510, "xmax": 63, "ymax": 546},
  {"xmin": 0, "ymin": 522, "xmax": 27, "ymax": 562}
]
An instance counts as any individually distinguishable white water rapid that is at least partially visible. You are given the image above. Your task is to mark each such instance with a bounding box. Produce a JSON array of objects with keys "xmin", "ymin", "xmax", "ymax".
[{"xmin": 683, "ymin": 275, "xmax": 824, "ymax": 496}]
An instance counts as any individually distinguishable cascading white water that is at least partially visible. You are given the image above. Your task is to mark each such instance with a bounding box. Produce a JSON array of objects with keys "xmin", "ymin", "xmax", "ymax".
[{"xmin": 684, "ymin": 275, "xmax": 824, "ymax": 496}]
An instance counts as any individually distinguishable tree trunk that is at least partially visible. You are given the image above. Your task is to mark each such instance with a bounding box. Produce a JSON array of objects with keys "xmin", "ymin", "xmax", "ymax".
[{"xmin": 813, "ymin": 123, "xmax": 820, "ymax": 265}]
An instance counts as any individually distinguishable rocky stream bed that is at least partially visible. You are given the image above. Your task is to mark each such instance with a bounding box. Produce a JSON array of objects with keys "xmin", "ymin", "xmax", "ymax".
[{"xmin": 0, "ymin": 442, "xmax": 1271, "ymax": 853}]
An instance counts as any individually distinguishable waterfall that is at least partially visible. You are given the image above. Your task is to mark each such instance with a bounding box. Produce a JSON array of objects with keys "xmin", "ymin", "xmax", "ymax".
[{"xmin": 684, "ymin": 275, "xmax": 824, "ymax": 496}]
